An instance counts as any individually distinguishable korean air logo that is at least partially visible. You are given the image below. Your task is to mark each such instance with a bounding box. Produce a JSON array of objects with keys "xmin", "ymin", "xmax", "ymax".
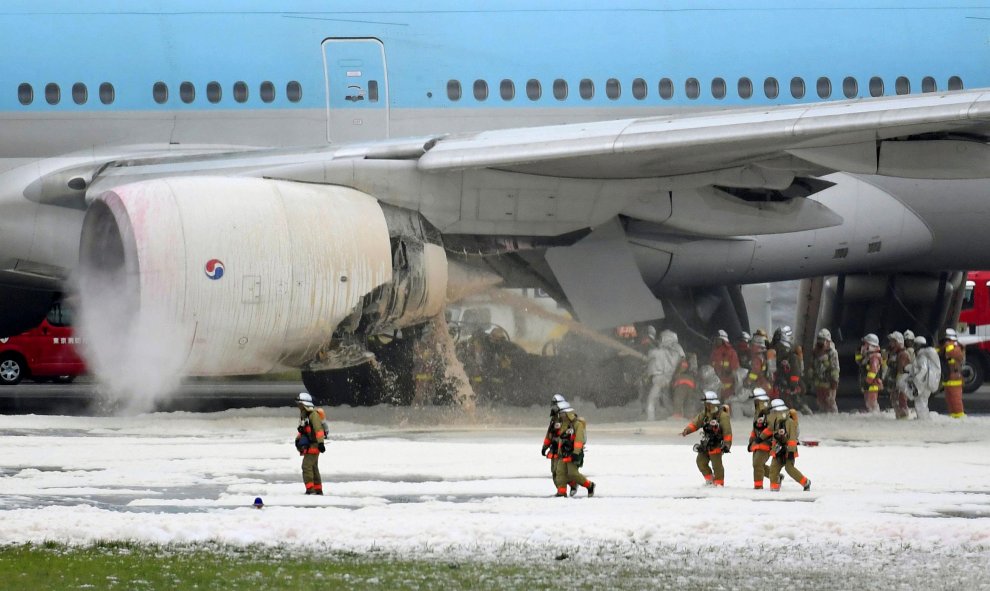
[{"xmin": 205, "ymin": 259, "xmax": 225, "ymax": 280}]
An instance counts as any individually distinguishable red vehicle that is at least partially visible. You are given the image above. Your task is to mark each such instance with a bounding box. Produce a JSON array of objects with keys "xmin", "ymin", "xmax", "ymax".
[
  {"xmin": 957, "ymin": 271, "xmax": 990, "ymax": 392},
  {"xmin": 0, "ymin": 302, "xmax": 86, "ymax": 385}
]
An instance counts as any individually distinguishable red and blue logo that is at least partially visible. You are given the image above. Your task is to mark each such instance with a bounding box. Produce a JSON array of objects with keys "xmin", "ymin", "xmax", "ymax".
[{"xmin": 205, "ymin": 259, "xmax": 225, "ymax": 280}]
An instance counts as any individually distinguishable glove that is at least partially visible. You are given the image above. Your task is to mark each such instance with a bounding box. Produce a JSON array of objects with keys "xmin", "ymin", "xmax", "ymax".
[
  {"xmin": 721, "ymin": 443, "xmax": 731, "ymax": 453},
  {"xmin": 541, "ymin": 444, "xmax": 550, "ymax": 457},
  {"xmin": 747, "ymin": 442, "xmax": 753, "ymax": 452},
  {"xmin": 572, "ymin": 452, "xmax": 584, "ymax": 467},
  {"xmin": 317, "ymin": 443, "xmax": 326, "ymax": 453}
]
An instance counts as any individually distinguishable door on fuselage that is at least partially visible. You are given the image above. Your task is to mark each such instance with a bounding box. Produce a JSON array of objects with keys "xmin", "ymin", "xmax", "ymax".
[{"xmin": 322, "ymin": 38, "xmax": 389, "ymax": 143}]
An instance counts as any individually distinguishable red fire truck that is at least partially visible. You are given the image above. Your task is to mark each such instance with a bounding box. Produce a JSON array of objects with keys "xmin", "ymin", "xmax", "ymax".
[
  {"xmin": 0, "ymin": 301, "xmax": 86, "ymax": 385},
  {"xmin": 957, "ymin": 271, "xmax": 990, "ymax": 392}
]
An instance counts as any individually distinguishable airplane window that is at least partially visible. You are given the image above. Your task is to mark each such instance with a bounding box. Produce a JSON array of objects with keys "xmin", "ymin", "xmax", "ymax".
[
  {"xmin": 737, "ymin": 77, "xmax": 753, "ymax": 99},
  {"xmin": 843, "ymin": 77, "xmax": 858, "ymax": 98},
  {"xmin": 45, "ymin": 83, "xmax": 60, "ymax": 105},
  {"xmin": 685, "ymin": 78, "xmax": 700, "ymax": 99},
  {"xmin": 287, "ymin": 81, "xmax": 303, "ymax": 102},
  {"xmin": 153, "ymin": 82, "xmax": 168, "ymax": 104},
  {"xmin": 711, "ymin": 77, "xmax": 726, "ymax": 100},
  {"xmin": 180, "ymin": 81, "xmax": 195, "ymax": 103},
  {"xmin": 579, "ymin": 79, "xmax": 594, "ymax": 100},
  {"xmin": 553, "ymin": 79, "xmax": 568, "ymax": 100},
  {"xmin": 869, "ymin": 77, "xmax": 884, "ymax": 97},
  {"xmin": 921, "ymin": 77, "xmax": 937, "ymax": 93},
  {"xmin": 790, "ymin": 77, "xmax": 805, "ymax": 99},
  {"xmin": 368, "ymin": 80, "xmax": 379, "ymax": 102},
  {"xmin": 632, "ymin": 78, "xmax": 647, "ymax": 100},
  {"xmin": 605, "ymin": 78, "xmax": 621, "ymax": 100},
  {"xmin": 895, "ymin": 76, "xmax": 910, "ymax": 95},
  {"xmin": 500, "ymin": 79, "xmax": 515, "ymax": 101},
  {"xmin": 659, "ymin": 78, "xmax": 674, "ymax": 100},
  {"xmin": 764, "ymin": 77, "xmax": 779, "ymax": 99},
  {"xmin": 207, "ymin": 81, "xmax": 222, "ymax": 103},
  {"xmin": 816, "ymin": 77, "xmax": 831, "ymax": 99},
  {"xmin": 17, "ymin": 83, "xmax": 33, "ymax": 105},
  {"xmin": 473, "ymin": 79, "xmax": 488, "ymax": 101},
  {"xmin": 527, "ymin": 79, "xmax": 542, "ymax": 101},
  {"xmin": 260, "ymin": 81, "xmax": 276, "ymax": 103},
  {"xmin": 948, "ymin": 76, "xmax": 963, "ymax": 91},
  {"xmin": 72, "ymin": 83, "xmax": 87, "ymax": 105},
  {"xmin": 233, "ymin": 81, "xmax": 248, "ymax": 103},
  {"xmin": 99, "ymin": 83, "xmax": 114, "ymax": 104},
  {"xmin": 446, "ymin": 80, "xmax": 461, "ymax": 101}
]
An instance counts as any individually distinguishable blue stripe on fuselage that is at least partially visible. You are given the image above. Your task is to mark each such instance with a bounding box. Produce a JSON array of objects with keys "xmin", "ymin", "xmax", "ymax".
[{"xmin": 0, "ymin": 0, "xmax": 987, "ymax": 112}]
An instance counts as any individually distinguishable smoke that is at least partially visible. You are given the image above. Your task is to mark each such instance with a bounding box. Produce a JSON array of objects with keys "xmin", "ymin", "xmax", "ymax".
[{"xmin": 74, "ymin": 262, "xmax": 190, "ymax": 416}]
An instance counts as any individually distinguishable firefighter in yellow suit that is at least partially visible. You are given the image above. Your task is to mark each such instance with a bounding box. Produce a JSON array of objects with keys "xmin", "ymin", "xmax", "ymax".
[
  {"xmin": 294, "ymin": 392, "xmax": 326, "ymax": 495},
  {"xmin": 767, "ymin": 398, "xmax": 811, "ymax": 492},
  {"xmin": 681, "ymin": 391, "xmax": 732, "ymax": 487},
  {"xmin": 552, "ymin": 401, "xmax": 596, "ymax": 498},
  {"xmin": 939, "ymin": 328, "xmax": 967, "ymax": 418},
  {"xmin": 747, "ymin": 387, "xmax": 773, "ymax": 490}
]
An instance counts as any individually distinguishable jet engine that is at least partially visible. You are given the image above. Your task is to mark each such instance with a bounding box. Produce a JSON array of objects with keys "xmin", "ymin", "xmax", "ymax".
[{"xmin": 78, "ymin": 176, "xmax": 447, "ymax": 376}]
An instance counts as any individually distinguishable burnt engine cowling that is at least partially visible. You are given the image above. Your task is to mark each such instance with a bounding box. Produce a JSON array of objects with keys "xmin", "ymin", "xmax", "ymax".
[{"xmin": 78, "ymin": 176, "xmax": 447, "ymax": 376}]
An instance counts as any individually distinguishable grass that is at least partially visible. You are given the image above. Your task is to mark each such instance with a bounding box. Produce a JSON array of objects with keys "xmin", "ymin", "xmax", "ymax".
[
  {"xmin": 0, "ymin": 542, "xmax": 567, "ymax": 591},
  {"xmin": 1, "ymin": 541, "xmax": 987, "ymax": 591}
]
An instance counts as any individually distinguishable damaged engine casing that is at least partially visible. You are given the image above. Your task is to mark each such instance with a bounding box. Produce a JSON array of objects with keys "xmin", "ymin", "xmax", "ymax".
[{"xmin": 79, "ymin": 176, "xmax": 448, "ymax": 376}]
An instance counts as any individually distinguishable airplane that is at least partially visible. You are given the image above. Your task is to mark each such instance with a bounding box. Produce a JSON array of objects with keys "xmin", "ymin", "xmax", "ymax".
[{"xmin": 1, "ymin": 0, "xmax": 990, "ymax": 402}]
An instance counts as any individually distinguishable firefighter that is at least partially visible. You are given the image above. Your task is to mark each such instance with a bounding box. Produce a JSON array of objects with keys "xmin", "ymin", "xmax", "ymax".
[
  {"xmin": 747, "ymin": 387, "xmax": 773, "ymax": 490},
  {"xmin": 909, "ymin": 336, "xmax": 941, "ymax": 420},
  {"xmin": 939, "ymin": 329, "xmax": 967, "ymax": 418},
  {"xmin": 775, "ymin": 334, "xmax": 810, "ymax": 414},
  {"xmin": 294, "ymin": 392, "xmax": 326, "ymax": 495},
  {"xmin": 680, "ymin": 390, "xmax": 732, "ymax": 487},
  {"xmin": 552, "ymin": 401, "xmax": 595, "ymax": 497},
  {"xmin": 671, "ymin": 353, "xmax": 700, "ymax": 419},
  {"xmin": 644, "ymin": 329, "xmax": 684, "ymax": 420},
  {"xmin": 887, "ymin": 332, "xmax": 912, "ymax": 419},
  {"xmin": 745, "ymin": 333, "xmax": 774, "ymax": 394},
  {"xmin": 767, "ymin": 398, "xmax": 811, "ymax": 492},
  {"xmin": 710, "ymin": 329, "xmax": 740, "ymax": 410},
  {"xmin": 861, "ymin": 333, "xmax": 883, "ymax": 413},
  {"xmin": 810, "ymin": 328, "xmax": 840, "ymax": 414},
  {"xmin": 736, "ymin": 331, "xmax": 753, "ymax": 370},
  {"xmin": 541, "ymin": 394, "xmax": 566, "ymax": 492}
]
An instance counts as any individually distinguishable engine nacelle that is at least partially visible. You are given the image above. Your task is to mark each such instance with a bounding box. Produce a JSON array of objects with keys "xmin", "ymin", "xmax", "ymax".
[{"xmin": 79, "ymin": 177, "xmax": 394, "ymax": 375}]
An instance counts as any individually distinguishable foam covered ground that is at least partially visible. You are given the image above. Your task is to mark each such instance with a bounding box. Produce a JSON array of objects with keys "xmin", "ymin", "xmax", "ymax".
[{"xmin": 2, "ymin": 402, "xmax": 989, "ymax": 581}]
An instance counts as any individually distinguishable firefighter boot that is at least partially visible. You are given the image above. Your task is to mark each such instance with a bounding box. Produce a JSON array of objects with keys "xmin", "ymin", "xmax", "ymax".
[{"xmin": 587, "ymin": 481, "xmax": 596, "ymax": 497}]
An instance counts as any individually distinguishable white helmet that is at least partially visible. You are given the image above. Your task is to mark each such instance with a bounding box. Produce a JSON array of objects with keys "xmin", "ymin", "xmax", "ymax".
[
  {"xmin": 864, "ymin": 333, "xmax": 880, "ymax": 347},
  {"xmin": 888, "ymin": 331, "xmax": 904, "ymax": 346},
  {"xmin": 781, "ymin": 325, "xmax": 793, "ymax": 338},
  {"xmin": 740, "ymin": 331, "xmax": 752, "ymax": 343},
  {"xmin": 914, "ymin": 336, "xmax": 927, "ymax": 346},
  {"xmin": 903, "ymin": 330, "xmax": 915, "ymax": 342},
  {"xmin": 769, "ymin": 398, "xmax": 788, "ymax": 412},
  {"xmin": 647, "ymin": 326, "xmax": 657, "ymax": 339},
  {"xmin": 660, "ymin": 330, "xmax": 678, "ymax": 346},
  {"xmin": 751, "ymin": 387, "xmax": 770, "ymax": 401},
  {"xmin": 943, "ymin": 328, "xmax": 958, "ymax": 341},
  {"xmin": 296, "ymin": 392, "xmax": 314, "ymax": 409},
  {"xmin": 717, "ymin": 329, "xmax": 729, "ymax": 343},
  {"xmin": 551, "ymin": 394, "xmax": 568, "ymax": 410},
  {"xmin": 558, "ymin": 402, "xmax": 575, "ymax": 414},
  {"xmin": 752, "ymin": 335, "xmax": 767, "ymax": 350},
  {"xmin": 700, "ymin": 390, "xmax": 721, "ymax": 405},
  {"xmin": 817, "ymin": 328, "xmax": 831, "ymax": 341}
]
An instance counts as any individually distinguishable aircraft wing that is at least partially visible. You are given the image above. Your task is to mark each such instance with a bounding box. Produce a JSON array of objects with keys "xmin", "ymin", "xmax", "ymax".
[{"xmin": 417, "ymin": 89, "xmax": 990, "ymax": 181}]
